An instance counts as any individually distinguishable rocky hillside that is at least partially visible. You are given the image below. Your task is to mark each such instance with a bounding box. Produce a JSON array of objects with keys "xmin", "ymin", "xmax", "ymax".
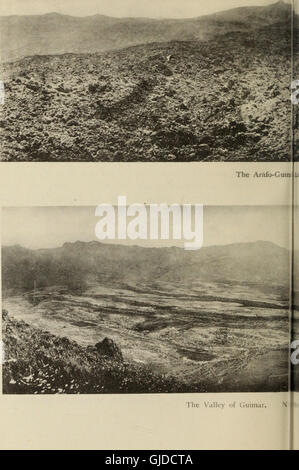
[
  {"xmin": 0, "ymin": 1, "xmax": 292, "ymax": 62},
  {"xmin": 2, "ymin": 310, "xmax": 182, "ymax": 394},
  {"xmin": 0, "ymin": 3, "xmax": 292, "ymax": 161},
  {"xmin": 2, "ymin": 240, "xmax": 291, "ymax": 294}
]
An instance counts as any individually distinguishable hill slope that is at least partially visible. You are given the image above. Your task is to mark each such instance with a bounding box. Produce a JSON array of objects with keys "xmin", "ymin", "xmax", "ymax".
[
  {"xmin": 0, "ymin": 1, "xmax": 292, "ymax": 62},
  {"xmin": 2, "ymin": 311, "xmax": 183, "ymax": 393},
  {"xmin": 2, "ymin": 240, "xmax": 290, "ymax": 294},
  {"xmin": 0, "ymin": 23, "xmax": 291, "ymax": 161}
]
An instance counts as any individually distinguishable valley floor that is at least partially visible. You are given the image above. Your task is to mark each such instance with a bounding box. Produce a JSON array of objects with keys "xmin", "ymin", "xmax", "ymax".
[{"xmin": 2, "ymin": 280, "xmax": 292, "ymax": 393}]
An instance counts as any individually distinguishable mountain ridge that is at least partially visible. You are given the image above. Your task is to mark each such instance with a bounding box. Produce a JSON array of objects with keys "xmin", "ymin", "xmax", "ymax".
[
  {"xmin": 0, "ymin": 1, "xmax": 293, "ymax": 62},
  {"xmin": 2, "ymin": 239, "xmax": 288, "ymax": 253},
  {"xmin": 2, "ymin": 240, "xmax": 291, "ymax": 290},
  {"xmin": 0, "ymin": 0, "xmax": 291, "ymax": 20}
]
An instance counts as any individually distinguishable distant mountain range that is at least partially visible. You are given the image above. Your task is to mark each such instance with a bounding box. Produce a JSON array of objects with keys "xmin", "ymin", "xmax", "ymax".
[
  {"xmin": 0, "ymin": 1, "xmax": 293, "ymax": 62},
  {"xmin": 2, "ymin": 240, "xmax": 291, "ymax": 292}
]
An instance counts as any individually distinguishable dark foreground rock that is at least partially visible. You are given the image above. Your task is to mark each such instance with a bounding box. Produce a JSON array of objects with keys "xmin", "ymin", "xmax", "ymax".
[{"xmin": 95, "ymin": 338, "xmax": 124, "ymax": 362}]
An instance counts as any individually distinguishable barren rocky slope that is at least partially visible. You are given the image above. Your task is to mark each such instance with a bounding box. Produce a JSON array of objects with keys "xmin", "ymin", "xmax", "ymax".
[{"xmin": 0, "ymin": 22, "xmax": 292, "ymax": 161}]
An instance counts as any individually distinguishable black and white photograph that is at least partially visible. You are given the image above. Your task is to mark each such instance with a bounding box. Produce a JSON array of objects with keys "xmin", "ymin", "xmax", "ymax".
[
  {"xmin": 0, "ymin": 0, "xmax": 294, "ymax": 162},
  {"xmin": 2, "ymin": 205, "xmax": 297, "ymax": 394}
]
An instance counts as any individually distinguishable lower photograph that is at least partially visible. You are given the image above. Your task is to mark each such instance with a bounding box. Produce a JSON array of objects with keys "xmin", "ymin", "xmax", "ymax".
[{"xmin": 1, "ymin": 204, "xmax": 295, "ymax": 395}]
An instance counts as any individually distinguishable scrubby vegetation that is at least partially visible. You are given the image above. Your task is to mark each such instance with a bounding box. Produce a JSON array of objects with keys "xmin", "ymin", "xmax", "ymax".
[{"xmin": 2, "ymin": 311, "xmax": 187, "ymax": 394}]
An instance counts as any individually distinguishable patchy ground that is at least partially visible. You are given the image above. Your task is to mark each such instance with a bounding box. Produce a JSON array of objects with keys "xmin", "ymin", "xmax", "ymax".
[{"xmin": 2, "ymin": 277, "xmax": 290, "ymax": 394}]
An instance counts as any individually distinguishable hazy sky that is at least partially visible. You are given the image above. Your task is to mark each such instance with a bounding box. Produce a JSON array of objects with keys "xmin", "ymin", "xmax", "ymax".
[
  {"xmin": 0, "ymin": 0, "xmax": 291, "ymax": 18},
  {"xmin": 1, "ymin": 205, "xmax": 292, "ymax": 250}
]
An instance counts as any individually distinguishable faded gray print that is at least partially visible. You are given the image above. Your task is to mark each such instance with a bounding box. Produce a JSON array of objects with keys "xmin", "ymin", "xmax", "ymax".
[
  {"xmin": 0, "ymin": 0, "xmax": 294, "ymax": 162},
  {"xmin": 2, "ymin": 205, "xmax": 297, "ymax": 394}
]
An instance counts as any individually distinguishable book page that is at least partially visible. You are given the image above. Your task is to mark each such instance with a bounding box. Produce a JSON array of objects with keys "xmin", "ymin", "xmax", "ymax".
[{"xmin": 0, "ymin": 0, "xmax": 296, "ymax": 451}]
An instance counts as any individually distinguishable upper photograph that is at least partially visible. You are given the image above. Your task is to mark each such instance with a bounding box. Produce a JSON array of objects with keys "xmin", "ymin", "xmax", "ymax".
[{"xmin": 0, "ymin": 0, "xmax": 294, "ymax": 162}]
